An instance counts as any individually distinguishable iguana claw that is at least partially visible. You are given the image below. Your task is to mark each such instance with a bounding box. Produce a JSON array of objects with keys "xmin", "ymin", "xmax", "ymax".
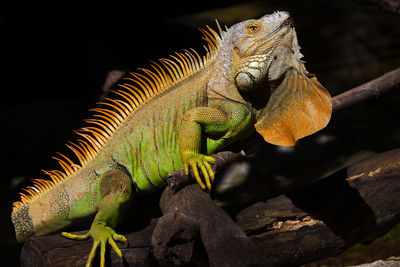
[
  {"xmin": 182, "ymin": 151, "xmax": 216, "ymax": 190},
  {"xmin": 61, "ymin": 223, "xmax": 126, "ymax": 267}
]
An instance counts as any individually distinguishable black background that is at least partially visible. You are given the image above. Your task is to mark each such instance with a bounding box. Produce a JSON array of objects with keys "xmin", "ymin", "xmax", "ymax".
[{"xmin": 1, "ymin": 0, "xmax": 400, "ymax": 265}]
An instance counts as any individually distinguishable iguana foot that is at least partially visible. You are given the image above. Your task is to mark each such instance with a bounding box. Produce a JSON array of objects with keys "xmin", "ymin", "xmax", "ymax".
[
  {"xmin": 61, "ymin": 222, "xmax": 126, "ymax": 267},
  {"xmin": 182, "ymin": 151, "xmax": 216, "ymax": 190}
]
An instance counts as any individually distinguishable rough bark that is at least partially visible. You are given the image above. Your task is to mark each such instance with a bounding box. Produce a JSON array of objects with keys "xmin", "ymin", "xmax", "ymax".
[
  {"xmin": 237, "ymin": 149, "xmax": 400, "ymax": 266},
  {"xmin": 152, "ymin": 183, "xmax": 266, "ymax": 266}
]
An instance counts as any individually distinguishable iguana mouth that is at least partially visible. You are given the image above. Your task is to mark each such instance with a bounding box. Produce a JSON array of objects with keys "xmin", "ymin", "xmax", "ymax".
[{"xmin": 282, "ymin": 15, "xmax": 294, "ymax": 27}]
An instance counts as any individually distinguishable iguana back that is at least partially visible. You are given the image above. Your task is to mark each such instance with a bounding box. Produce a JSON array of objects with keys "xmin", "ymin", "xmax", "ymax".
[{"xmin": 11, "ymin": 26, "xmax": 221, "ymax": 240}]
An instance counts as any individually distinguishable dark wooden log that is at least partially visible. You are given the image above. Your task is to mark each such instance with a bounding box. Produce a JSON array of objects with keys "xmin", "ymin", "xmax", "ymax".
[
  {"xmin": 236, "ymin": 148, "xmax": 400, "ymax": 266},
  {"xmin": 21, "ymin": 148, "xmax": 400, "ymax": 266},
  {"xmin": 20, "ymin": 219, "xmax": 158, "ymax": 267},
  {"xmin": 151, "ymin": 212, "xmax": 200, "ymax": 266},
  {"xmin": 152, "ymin": 184, "xmax": 266, "ymax": 266},
  {"xmin": 152, "ymin": 150, "xmax": 400, "ymax": 267}
]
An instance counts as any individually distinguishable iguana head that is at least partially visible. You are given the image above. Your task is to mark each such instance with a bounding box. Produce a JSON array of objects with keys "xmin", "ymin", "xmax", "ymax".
[
  {"xmin": 224, "ymin": 11, "xmax": 332, "ymax": 146},
  {"xmin": 229, "ymin": 11, "xmax": 294, "ymax": 92}
]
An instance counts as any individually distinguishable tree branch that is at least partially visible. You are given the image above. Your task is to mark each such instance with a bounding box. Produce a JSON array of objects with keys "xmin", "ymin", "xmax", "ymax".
[{"xmin": 332, "ymin": 67, "xmax": 400, "ymax": 112}]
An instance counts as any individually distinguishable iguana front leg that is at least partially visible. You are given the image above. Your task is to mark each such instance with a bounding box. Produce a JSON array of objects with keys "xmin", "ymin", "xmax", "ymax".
[
  {"xmin": 179, "ymin": 105, "xmax": 252, "ymax": 190},
  {"xmin": 62, "ymin": 169, "xmax": 133, "ymax": 267}
]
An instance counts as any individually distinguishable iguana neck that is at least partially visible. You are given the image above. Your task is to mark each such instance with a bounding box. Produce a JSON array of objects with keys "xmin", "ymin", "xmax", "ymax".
[{"xmin": 207, "ymin": 31, "xmax": 247, "ymax": 107}]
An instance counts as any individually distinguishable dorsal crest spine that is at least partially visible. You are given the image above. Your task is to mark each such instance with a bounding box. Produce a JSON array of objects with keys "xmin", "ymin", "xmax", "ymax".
[{"xmin": 13, "ymin": 24, "xmax": 223, "ymax": 210}]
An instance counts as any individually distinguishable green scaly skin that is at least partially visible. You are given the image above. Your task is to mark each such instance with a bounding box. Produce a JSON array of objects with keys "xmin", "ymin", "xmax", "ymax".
[{"xmin": 11, "ymin": 11, "xmax": 332, "ymax": 266}]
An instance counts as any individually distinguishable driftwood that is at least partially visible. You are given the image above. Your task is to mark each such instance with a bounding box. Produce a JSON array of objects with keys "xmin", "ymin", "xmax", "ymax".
[{"xmin": 20, "ymin": 68, "xmax": 400, "ymax": 266}]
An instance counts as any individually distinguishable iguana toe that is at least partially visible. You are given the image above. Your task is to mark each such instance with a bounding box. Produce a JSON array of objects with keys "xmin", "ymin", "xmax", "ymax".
[
  {"xmin": 182, "ymin": 151, "xmax": 216, "ymax": 190},
  {"xmin": 62, "ymin": 223, "xmax": 126, "ymax": 267}
]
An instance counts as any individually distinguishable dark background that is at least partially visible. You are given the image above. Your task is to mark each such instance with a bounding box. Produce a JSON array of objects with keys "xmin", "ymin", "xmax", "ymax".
[{"xmin": 1, "ymin": 0, "xmax": 400, "ymax": 265}]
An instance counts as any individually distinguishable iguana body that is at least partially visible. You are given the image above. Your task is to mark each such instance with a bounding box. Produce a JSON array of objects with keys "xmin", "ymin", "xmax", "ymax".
[{"xmin": 12, "ymin": 11, "xmax": 332, "ymax": 266}]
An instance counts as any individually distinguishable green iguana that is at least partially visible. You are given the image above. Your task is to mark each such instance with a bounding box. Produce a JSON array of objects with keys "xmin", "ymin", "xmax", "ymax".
[{"xmin": 12, "ymin": 11, "xmax": 332, "ymax": 266}]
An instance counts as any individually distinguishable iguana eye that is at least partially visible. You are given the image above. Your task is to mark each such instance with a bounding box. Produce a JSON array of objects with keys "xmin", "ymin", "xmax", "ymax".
[
  {"xmin": 246, "ymin": 22, "xmax": 261, "ymax": 35},
  {"xmin": 249, "ymin": 25, "xmax": 258, "ymax": 31}
]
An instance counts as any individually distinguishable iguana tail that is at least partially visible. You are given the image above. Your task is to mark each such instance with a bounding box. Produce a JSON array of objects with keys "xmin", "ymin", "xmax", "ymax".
[
  {"xmin": 11, "ymin": 169, "xmax": 100, "ymax": 242},
  {"xmin": 11, "ymin": 195, "xmax": 71, "ymax": 242},
  {"xmin": 11, "ymin": 203, "xmax": 34, "ymax": 241}
]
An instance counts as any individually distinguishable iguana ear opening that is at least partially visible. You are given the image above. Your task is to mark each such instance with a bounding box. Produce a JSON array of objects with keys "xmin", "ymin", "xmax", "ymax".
[{"xmin": 254, "ymin": 68, "xmax": 332, "ymax": 146}]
